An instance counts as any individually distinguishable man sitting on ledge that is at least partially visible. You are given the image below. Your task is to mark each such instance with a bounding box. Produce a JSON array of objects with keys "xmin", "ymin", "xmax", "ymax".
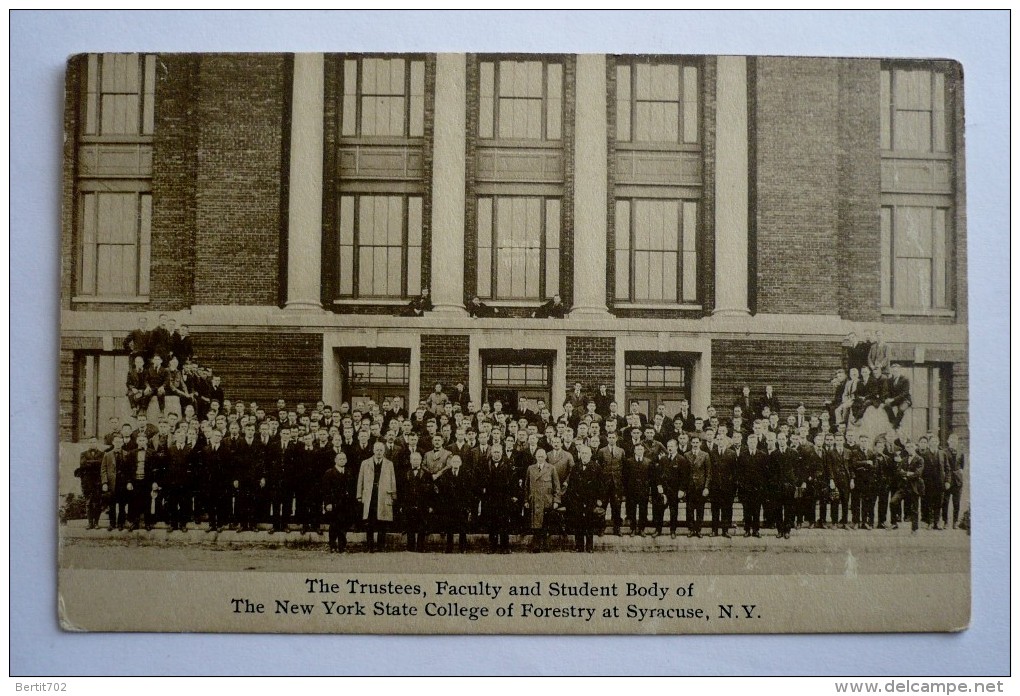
[
  {"xmin": 531, "ymin": 295, "xmax": 566, "ymax": 319},
  {"xmin": 398, "ymin": 288, "xmax": 433, "ymax": 317}
]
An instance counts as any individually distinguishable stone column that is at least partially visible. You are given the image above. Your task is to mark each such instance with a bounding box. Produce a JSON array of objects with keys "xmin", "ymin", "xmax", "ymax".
[
  {"xmin": 429, "ymin": 53, "xmax": 468, "ymax": 315},
  {"xmin": 570, "ymin": 54, "xmax": 611, "ymax": 318},
  {"xmin": 713, "ymin": 56, "xmax": 751, "ymax": 317},
  {"xmin": 284, "ymin": 53, "xmax": 325, "ymax": 311}
]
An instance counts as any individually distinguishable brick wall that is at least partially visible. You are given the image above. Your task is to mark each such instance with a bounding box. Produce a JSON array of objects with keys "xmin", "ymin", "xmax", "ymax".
[
  {"xmin": 565, "ymin": 336, "xmax": 616, "ymax": 399},
  {"xmin": 837, "ymin": 59, "xmax": 882, "ymax": 321},
  {"xmin": 193, "ymin": 331, "xmax": 322, "ymax": 406},
  {"xmin": 754, "ymin": 58, "xmax": 840, "ymax": 315},
  {"xmin": 58, "ymin": 350, "xmax": 77, "ymax": 441},
  {"xmin": 711, "ymin": 338, "xmax": 843, "ymax": 415},
  {"xmin": 151, "ymin": 54, "xmax": 200, "ymax": 310},
  {"xmin": 193, "ymin": 54, "xmax": 287, "ymax": 306},
  {"xmin": 419, "ymin": 334, "xmax": 470, "ymax": 402},
  {"xmin": 60, "ymin": 57, "xmax": 81, "ymax": 311}
]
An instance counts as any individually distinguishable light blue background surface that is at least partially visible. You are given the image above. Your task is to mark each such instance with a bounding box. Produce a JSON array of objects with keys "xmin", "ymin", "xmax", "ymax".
[{"xmin": 11, "ymin": 10, "xmax": 1008, "ymax": 676}]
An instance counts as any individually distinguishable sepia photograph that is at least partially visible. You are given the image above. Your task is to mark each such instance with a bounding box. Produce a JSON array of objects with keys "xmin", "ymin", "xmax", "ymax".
[{"xmin": 55, "ymin": 48, "xmax": 971, "ymax": 635}]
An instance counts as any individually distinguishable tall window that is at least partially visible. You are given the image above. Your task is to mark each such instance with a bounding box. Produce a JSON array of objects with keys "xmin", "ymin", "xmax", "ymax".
[
  {"xmin": 615, "ymin": 198, "xmax": 698, "ymax": 303},
  {"xmin": 337, "ymin": 194, "xmax": 422, "ymax": 299},
  {"xmin": 895, "ymin": 363, "xmax": 946, "ymax": 443},
  {"xmin": 332, "ymin": 55, "xmax": 429, "ymax": 305},
  {"xmin": 881, "ymin": 204, "xmax": 949, "ymax": 310},
  {"xmin": 76, "ymin": 54, "xmax": 155, "ymax": 301},
  {"xmin": 616, "ymin": 62, "xmax": 699, "ymax": 145},
  {"xmin": 478, "ymin": 59, "xmax": 562, "ymax": 140},
  {"xmin": 880, "ymin": 65, "xmax": 955, "ymax": 313},
  {"xmin": 611, "ymin": 57, "xmax": 702, "ymax": 308},
  {"xmin": 476, "ymin": 196, "xmax": 560, "ymax": 300},
  {"xmin": 881, "ymin": 68, "xmax": 948, "ymax": 154},
  {"xmin": 79, "ymin": 353, "xmax": 133, "ymax": 438},
  {"xmin": 340, "ymin": 56, "xmax": 425, "ymax": 138}
]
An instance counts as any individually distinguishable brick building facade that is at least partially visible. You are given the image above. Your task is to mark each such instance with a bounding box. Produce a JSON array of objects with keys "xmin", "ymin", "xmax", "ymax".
[{"xmin": 59, "ymin": 53, "xmax": 968, "ymax": 447}]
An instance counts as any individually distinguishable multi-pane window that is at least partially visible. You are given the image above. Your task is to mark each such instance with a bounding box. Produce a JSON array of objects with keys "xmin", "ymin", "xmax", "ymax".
[
  {"xmin": 611, "ymin": 57, "xmax": 702, "ymax": 309},
  {"xmin": 484, "ymin": 362, "xmax": 550, "ymax": 387},
  {"xmin": 83, "ymin": 53, "xmax": 156, "ymax": 137},
  {"xmin": 476, "ymin": 196, "xmax": 560, "ymax": 300},
  {"xmin": 625, "ymin": 363, "xmax": 688, "ymax": 389},
  {"xmin": 344, "ymin": 357, "xmax": 410, "ymax": 413},
  {"xmin": 879, "ymin": 64, "xmax": 955, "ymax": 313},
  {"xmin": 880, "ymin": 68, "xmax": 949, "ymax": 154},
  {"xmin": 881, "ymin": 204, "xmax": 949, "ymax": 310},
  {"xmin": 79, "ymin": 354, "xmax": 133, "ymax": 438},
  {"xmin": 625, "ymin": 352, "xmax": 692, "ymax": 420},
  {"xmin": 77, "ymin": 53, "xmax": 155, "ymax": 301},
  {"xmin": 895, "ymin": 364, "xmax": 946, "ymax": 443},
  {"xmin": 616, "ymin": 61, "xmax": 699, "ymax": 144},
  {"xmin": 478, "ymin": 59, "xmax": 563, "ymax": 140},
  {"xmin": 337, "ymin": 195, "xmax": 422, "ymax": 299},
  {"xmin": 340, "ymin": 57, "xmax": 425, "ymax": 138},
  {"xmin": 615, "ymin": 198, "xmax": 698, "ymax": 304}
]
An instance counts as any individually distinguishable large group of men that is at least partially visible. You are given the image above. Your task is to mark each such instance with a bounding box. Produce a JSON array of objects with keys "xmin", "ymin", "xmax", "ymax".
[{"xmin": 73, "ymin": 323, "xmax": 968, "ymax": 554}]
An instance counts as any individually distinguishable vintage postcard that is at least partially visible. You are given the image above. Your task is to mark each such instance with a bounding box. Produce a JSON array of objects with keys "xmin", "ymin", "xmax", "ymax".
[{"xmin": 57, "ymin": 52, "xmax": 969, "ymax": 634}]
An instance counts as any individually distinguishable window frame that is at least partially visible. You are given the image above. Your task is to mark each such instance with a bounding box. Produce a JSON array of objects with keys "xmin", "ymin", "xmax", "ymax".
[
  {"xmin": 476, "ymin": 56, "xmax": 565, "ymax": 143},
  {"xmin": 879, "ymin": 61, "xmax": 958, "ymax": 317},
  {"xmin": 335, "ymin": 193, "xmax": 423, "ymax": 301},
  {"xmin": 475, "ymin": 194, "xmax": 562, "ymax": 302},
  {"xmin": 880, "ymin": 199, "xmax": 952, "ymax": 313},
  {"xmin": 614, "ymin": 56, "xmax": 702, "ymax": 148},
  {"xmin": 338, "ymin": 55, "xmax": 427, "ymax": 140},
  {"xmin": 77, "ymin": 352, "xmax": 133, "ymax": 440},
  {"xmin": 880, "ymin": 64, "xmax": 952, "ymax": 157},
  {"xmin": 75, "ymin": 53, "xmax": 155, "ymax": 303},
  {"xmin": 614, "ymin": 196, "xmax": 700, "ymax": 306}
]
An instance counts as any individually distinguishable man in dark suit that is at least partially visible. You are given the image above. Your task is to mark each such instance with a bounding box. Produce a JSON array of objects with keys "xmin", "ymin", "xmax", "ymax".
[
  {"xmin": 684, "ymin": 436, "xmax": 710, "ymax": 538},
  {"xmin": 655, "ymin": 438, "xmax": 686, "ymax": 538},
  {"xmin": 733, "ymin": 388, "xmax": 755, "ymax": 423},
  {"xmin": 322, "ymin": 451, "xmax": 356, "ymax": 552},
  {"xmin": 75, "ymin": 437, "xmax": 105, "ymax": 529},
  {"xmin": 123, "ymin": 316, "xmax": 151, "ymax": 362},
  {"xmin": 401, "ymin": 451, "xmax": 433, "ymax": 552},
  {"xmin": 435, "ymin": 455, "xmax": 473, "ymax": 553},
  {"xmin": 737, "ymin": 434, "xmax": 767, "ymax": 537},
  {"xmin": 826, "ymin": 433, "xmax": 852, "ymax": 528},
  {"xmin": 890, "ymin": 441, "xmax": 925, "ymax": 532},
  {"xmin": 202, "ymin": 429, "xmax": 230, "ymax": 531},
  {"xmin": 766, "ymin": 433, "xmax": 799, "ymax": 539},
  {"xmin": 531, "ymin": 294, "xmax": 566, "ymax": 318},
  {"xmin": 159, "ymin": 429, "xmax": 192, "ymax": 531},
  {"xmin": 148, "ymin": 314, "xmax": 173, "ymax": 362},
  {"xmin": 674, "ymin": 399, "xmax": 695, "ymax": 434},
  {"xmin": 758, "ymin": 386, "xmax": 781, "ymax": 419},
  {"xmin": 563, "ymin": 446, "xmax": 603, "ymax": 553},
  {"xmin": 708, "ymin": 432, "xmax": 737, "ymax": 538},
  {"xmin": 596, "ymin": 431, "xmax": 626, "ymax": 535},
  {"xmin": 920, "ymin": 436, "xmax": 950, "ymax": 530},
  {"xmin": 624, "ymin": 443, "xmax": 653, "ymax": 536},
  {"xmin": 942, "ymin": 434, "xmax": 966, "ymax": 529},
  {"xmin": 883, "ymin": 364, "xmax": 912, "ymax": 428},
  {"xmin": 850, "ymin": 434, "xmax": 878, "ymax": 529},
  {"xmin": 481, "ymin": 443, "xmax": 517, "ymax": 553},
  {"xmin": 804, "ymin": 434, "xmax": 829, "ymax": 528},
  {"xmin": 144, "ymin": 354, "xmax": 169, "ymax": 415}
]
